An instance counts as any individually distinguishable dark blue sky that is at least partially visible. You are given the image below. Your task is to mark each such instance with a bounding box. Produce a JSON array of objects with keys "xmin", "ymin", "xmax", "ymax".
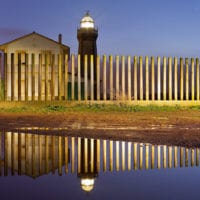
[{"xmin": 1, "ymin": 0, "xmax": 200, "ymax": 57}]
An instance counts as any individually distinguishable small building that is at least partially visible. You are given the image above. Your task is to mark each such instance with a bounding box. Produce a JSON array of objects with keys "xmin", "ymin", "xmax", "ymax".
[
  {"xmin": 0, "ymin": 32, "xmax": 72, "ymax": 101},
  {"xmin": 0, "ymin": 31, "xmax": 70, "ymax": 56}
]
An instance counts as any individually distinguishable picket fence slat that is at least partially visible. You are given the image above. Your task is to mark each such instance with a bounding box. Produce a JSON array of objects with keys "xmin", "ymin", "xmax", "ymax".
[{"xmin": 0, "ymin": 53, "xmax": 200, "ymax": 103}]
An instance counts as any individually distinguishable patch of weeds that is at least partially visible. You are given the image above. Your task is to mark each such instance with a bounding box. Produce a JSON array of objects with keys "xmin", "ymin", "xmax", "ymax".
[
  {"xmin": 189, "ymin": 105, "xmax": 200, "ymax": 110},
  {"xmin": 44, "ymin": 104, "xmax": 66, "ymax": 112},
  {"xmin": 7, "ymin": 106, "xmax": 28, "ymax": 112}
]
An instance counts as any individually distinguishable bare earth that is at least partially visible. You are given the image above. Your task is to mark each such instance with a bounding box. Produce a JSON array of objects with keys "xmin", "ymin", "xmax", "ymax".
[{"xmin": 0, "ymin": 110, "xmax": 200, "ymax": 147}]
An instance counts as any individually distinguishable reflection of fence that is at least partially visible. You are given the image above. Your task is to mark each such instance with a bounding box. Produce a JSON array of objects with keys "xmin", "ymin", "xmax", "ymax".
[
  {"xmin": 0, "ymin": 53, "xmax": 200, "ymax": 102},
  {"xmin": 0, "ymin": 131, "xmax": 200, "ymax": 177}
]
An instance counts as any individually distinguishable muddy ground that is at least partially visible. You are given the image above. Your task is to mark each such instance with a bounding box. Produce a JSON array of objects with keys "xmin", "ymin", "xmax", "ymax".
[{"xmin": 0, "ymin": 110, "xmax": 200, "ymax": 147}]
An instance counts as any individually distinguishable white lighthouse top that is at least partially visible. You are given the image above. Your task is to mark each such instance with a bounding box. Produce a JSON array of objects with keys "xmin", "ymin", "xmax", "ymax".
[{"xmin": 80, "ymin": 11, "xmax": 95, "ymax": 28}]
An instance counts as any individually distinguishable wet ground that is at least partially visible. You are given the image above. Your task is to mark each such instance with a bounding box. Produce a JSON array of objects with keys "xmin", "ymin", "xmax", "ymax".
[{"xmin": 0, "ymin": 110, "xmax": 200, "ymax": 147}]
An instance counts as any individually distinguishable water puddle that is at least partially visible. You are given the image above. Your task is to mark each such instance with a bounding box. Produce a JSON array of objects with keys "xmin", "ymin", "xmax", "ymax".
[{"xmin": 0, "ymin": 130, "xmax": 200, "ymax": 199}]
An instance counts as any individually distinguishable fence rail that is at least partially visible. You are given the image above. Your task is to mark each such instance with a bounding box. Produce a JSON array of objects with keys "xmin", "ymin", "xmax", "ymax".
[{"xmin": 0, "ymin": 53, "xmax": 200, "ymax": 103}]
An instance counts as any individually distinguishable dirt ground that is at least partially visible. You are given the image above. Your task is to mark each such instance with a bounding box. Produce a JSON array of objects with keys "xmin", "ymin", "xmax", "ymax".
[{"xmin": 0, "ymin": 110, "xmax": 200, "ymax": 147}]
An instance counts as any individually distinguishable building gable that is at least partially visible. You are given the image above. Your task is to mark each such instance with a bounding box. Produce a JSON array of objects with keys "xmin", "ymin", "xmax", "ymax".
[{"xmin": 0, "ymin": 32, "xmax": 70, "ymax": 54}]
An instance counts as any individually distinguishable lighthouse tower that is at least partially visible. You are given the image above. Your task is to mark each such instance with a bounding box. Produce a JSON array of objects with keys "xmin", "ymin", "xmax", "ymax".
[{"xmin": 77, "ymin": 11, "xmax": 98, "ymax": 79}]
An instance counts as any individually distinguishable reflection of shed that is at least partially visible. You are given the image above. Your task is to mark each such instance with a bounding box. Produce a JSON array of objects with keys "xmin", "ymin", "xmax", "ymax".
[{"xmin": 2, "ymin": 132, "xmax": 68, "ymax": 178}]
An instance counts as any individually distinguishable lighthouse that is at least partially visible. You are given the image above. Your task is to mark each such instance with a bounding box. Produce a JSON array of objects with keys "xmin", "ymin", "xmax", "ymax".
[{"xmin": 77, "ymin": 11, "xmax": 98, "ymax": 79}]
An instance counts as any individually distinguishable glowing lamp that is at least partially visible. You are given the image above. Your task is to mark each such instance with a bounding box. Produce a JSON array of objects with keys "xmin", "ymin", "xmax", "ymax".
[
  {"xmin": 81, "ymin": 178, "xmax": 95, "ymax": 192},
  {"xmin": 80, "ymin": 12, "xmax": 95, "ymax": 29}
]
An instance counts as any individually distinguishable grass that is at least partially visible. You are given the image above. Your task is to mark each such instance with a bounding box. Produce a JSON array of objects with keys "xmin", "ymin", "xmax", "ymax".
[{"xmin": 0, "ymin": 101, "xmax": 199, "ymax": 114}]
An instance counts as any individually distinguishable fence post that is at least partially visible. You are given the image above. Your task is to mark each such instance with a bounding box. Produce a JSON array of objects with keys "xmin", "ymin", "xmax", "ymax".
[
  {"xmin": 58, "ymin": 54, "xmax": 62, "ymax": 100},
  {"xmin": 77, "ymin": 54, "xmax": 81, "ymax": 101},
  {"xmin": 26, "ymin": 54, "xmax": 30, "ymax": 101},
  {"xmin": 116, "ymin": 56, "xmax": 119, "ymax": 100},
  {"xmin": 38, "ymin": 54, "xmax": 42, "ymax": 101},
  {"xmin": 121, "ymin": 56, "xmax": 125, "ymax": 100},
  {"xmin": 163, "ymin": 57, "xmax": 166, "ymax": 100},
  {"xmin": 196, "ymin": 58, "xmax": 199, "ymax": 100},
  {"xmin": 65, "ymin": 54, "xmax": 69, "ymax": 100},
  {"xmin": 134, "ymin": 56, "xmax": 137, "ymax": 101},
  {"xmin": 168, "ymin": 57, "xmax": 172, "ymax": 101},
  {"xmin": 139, "ymin": 56, "xmax": 143, "ymax": 100},
  {"xmin": 51, "ymin": 54, "xmax": 55, "ymax": 100},
  {"xmin": 0, "ymin": 54, "xmax": 3, "ymax": 100},
  {"xmin": 96, "ymin": 56, "xmax": 100, "ymax": 101},
  {"xmin": 45, "ymin": 54, "xmax": 48, "ymax": 101},
  {"xmin": 157, "ymin": 57, "xmax": 161, "ymax": 100},
  {"xmin": 180, "ymin": 58, "xmax": 184, "ymax": 100},
  {"xmin": 29, "ymin": 54, "xmax": 35, "ymax": 101},
  {"xmin": 185, "ymin": 58, "xmax": 189, "ymax": 100},
  {"xmin": 90, "ymin": 55, "xmax": 94, "ymax": 101},
  {"xmin": 18, "ymin": 53, "xmax": 22, "ymax": 101},
  {"xmin": 103, "ymin": 55, "xmax": 107, "ymax": 101},
  {"xmin": 191, "ymin": 58, "xmax": 194, "ymax": 100},
  {"xmin": 151, "ymin": 56, "xmax": 155, "ymax": 101},
  {"xmin": 109, "ymin": 55, "xmax": 113, "ymax": 100},
  {"xmin": 127, "ymin": 56, "xmax": 131, "ymax": 101},
  {"xmin": 84, "ymin": 55, "xmax": 88, "ymax": 101},
  {"xmin": 11, "ymin": 54, "xmax": 14, "ymax": 101},
  {"xmin": 145, "ymin": 56, "xmax": 149, "ymax": 101},
  {"xmin": 174, "ymin": 57, "xmax": 178, "ymax": 100},
  {"xmin": 71, "ymin": 54, "xmax": 75, "ymax": 101}
]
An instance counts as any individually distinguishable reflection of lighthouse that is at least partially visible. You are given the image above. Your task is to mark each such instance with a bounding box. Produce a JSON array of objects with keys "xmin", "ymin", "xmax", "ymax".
[{"xmin": 78, "ymin": 138, "xmax": 98, "ymax": 192}]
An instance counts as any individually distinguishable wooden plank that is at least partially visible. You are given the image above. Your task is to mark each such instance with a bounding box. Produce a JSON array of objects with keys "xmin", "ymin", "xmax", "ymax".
[
  {"xmin": 71, "ymin": 54, "xmax": 75, "ymax": 100},
  {"xmin": 11, "ymin": 54, "xmax": 14, "ymax": 101},
  {"xmin": 77, "ymin": 55, "xmax": 81, "ymax": 101},
  {"xmin": 180, "ymin": 58, "xmax": 184, "ymax": 100},
  {"xmin": 116, "ymin": 56, "xmax": 120, "ymax": 100},
  {"xmin": 191, "ymin": 58, "xmax": 195, "ymax": 100},
  {"xmin": 25, "ymin": 54, "xmax": 28, "ymax": 101},
  {"xmin": 134, "ymin": 56, "xmax": 137, "ymax": 101},
  {"xmin": 32, "ymin": 54, "xmax": 35, "ymax": 101},
  {"xmin": 127, "ymin": 56, "xmax": 131, "ymax": 101},
  {"xmin": 122, "ymin": 56, "xmax": 125, "ymax": 100},
  {"xmin": 51, "ymin": 54, "xmax": 55, "ymax": 100},
  {"xmin": 145, "ymin": 56, "xmax": 149, "ymax": 100},
  {"xmin": 151, "ymin": 57, "xmax": 155, "ymax": 100},
  {"xmin": 84, "ymin": 55, "xmax": 88, "ymax": 101},
  {"xmin": 96, "ymin": 56, "xmax": 100, "ymax": 100},
  {"xmin": 163, "ymin": 57, "xmax": 167, "ymax": 100},
  {"xmin": 139, "ymin": 56, "xmax": 143, "ymax": 100},
  {"xmin": 157, "ymin": 57, "xmax": 161, "ymax": 100},
  {"xmin": 196, "ymin": 58, "xmax": 199, "ymax": 100},
  {"xmin": 38, "ymin": 54, "xmax": 42, "ymax": 101},
  {"xmin": 90, "ymin": 55, "xmax": 94, "ymax": 100},
  {"xmin": 109, "ymin": 55, "xmax": 113, "ymax": 100},
  {"xmin": 185, "ymin": 58, "xmax": 189, "ymax": 100},
  {"xmin": 174, "ymin": 58, "xmax": 178, "ymax": 100},
  {"xmin": 58, "ymin": 54, "xmax": 62, "ymax": 100},
  {"xmin": 18, "ymin": 53, "xmax": 22, "ymax": 101},
  {"xmin": 65, "ymin": 55, "xmax": 69, "ymax": 100},
  {"xmin": 168, "ymin": 57, "xmax": 172, "ymax": 100},
  {"xmin": 45, "ymin": 54, "xmax": 48, "ymax": 101},
  {"xmin": 4, "ymin": 54, "xmax": 7, "ymax": 100},
  {"xmin": 103, "ymin": 55, "xmax": 107, "ymax": 101}
]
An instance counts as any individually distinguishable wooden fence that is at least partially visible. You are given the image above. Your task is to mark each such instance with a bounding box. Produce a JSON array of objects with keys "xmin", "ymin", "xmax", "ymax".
[{"xmin": 0, "ymin": 53, "xmax": 200, "ymax": 103}]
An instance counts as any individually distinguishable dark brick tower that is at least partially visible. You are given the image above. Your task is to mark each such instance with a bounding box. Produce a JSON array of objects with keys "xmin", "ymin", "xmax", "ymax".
[{"xmin": 77, "ymin": 11, "xmax": 98, "ymax": 79}]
